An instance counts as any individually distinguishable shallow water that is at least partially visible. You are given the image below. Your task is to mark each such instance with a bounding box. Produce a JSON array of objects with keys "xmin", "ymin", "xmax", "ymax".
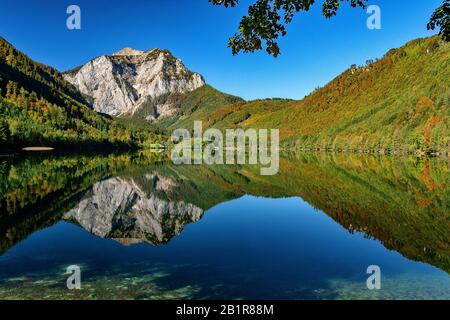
[{"xmin": 0, "ymin": 153, "xmax": 449, "ymax": 299}]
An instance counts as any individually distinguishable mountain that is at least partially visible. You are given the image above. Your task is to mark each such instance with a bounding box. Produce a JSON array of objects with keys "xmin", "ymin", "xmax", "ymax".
[
  {"xmin": 174, "ymin": 36, "xmax": 449, "ymax": 155},
  {"xmin": 2, "ymin": 35, "xmax": 447, "ymax": 154},
  {"xmin": 0, "ymin": 37, "xmax": 159, "ymax": 151},
  {"xmin": 63, "ymin": 48, "xmax": 207, "ymax": 120}
]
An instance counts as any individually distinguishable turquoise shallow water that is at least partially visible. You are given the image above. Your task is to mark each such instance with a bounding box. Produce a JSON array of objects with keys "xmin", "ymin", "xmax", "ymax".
[{"xmin": 0, "ymin": 154, "xmax": 449, "ymax": 299}]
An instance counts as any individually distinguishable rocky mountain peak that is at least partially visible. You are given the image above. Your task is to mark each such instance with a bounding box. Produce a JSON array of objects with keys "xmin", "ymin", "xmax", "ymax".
[
  {"xmin": 63, "ymin": 47, "xmax": 206, "ymax": 119},
  {"xmin": 113, "ymin": 47, "xmax": 145, "ymax": 56}
]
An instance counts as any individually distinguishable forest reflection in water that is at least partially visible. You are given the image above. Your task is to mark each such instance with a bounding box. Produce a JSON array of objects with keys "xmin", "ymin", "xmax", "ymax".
[{"xmin": 0, "ymin": 152, "xmax": 448, "ymax": 299}]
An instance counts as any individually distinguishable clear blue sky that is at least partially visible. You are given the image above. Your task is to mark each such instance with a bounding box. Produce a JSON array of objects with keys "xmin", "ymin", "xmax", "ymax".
[{"xmin": 0, "ymin": 0, "xmax": 441, "ymax": 100}]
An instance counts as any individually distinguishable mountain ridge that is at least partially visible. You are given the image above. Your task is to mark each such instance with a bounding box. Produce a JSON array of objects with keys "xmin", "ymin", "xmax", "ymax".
[
  {"xmin": 113, "ymin": 48, "xmax": 145, "ymax": 56},
  {"xmin": 1, "ymin": 35, "xmax": 448, "ymax": 154},
  {"xmin": 63, "ymin": 48, "xmax": 206, "ymax": 120},
  {"xmin": 175, "ymin": 36, "xmax": 449, "ymax": 154},
  {"xmin": 0, "ymin": 36, "xmax": 158, "ymax": 151}
]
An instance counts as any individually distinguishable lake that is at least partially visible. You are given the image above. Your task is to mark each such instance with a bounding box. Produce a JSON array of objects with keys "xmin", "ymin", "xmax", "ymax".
[{"xmin": 0, "ymin": 152, "xmax": 449, "ymax": 299}]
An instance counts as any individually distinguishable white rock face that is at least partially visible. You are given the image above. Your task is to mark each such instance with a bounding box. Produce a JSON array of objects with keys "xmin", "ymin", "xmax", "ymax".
[
  {"xmin": 113, "ymin": 48, "xmax": 144, "ymax": 56},
  {"xmin": 63, "ymin": 175, "xmax": 204, "ymax": 245},
  {"xmin": 63, "ymin": 48, "xmax": 205, "ymax": 118}
]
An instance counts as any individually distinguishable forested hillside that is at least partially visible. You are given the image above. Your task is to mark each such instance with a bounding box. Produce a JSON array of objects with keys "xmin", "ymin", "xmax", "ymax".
[
  {"xmin": 156, "ymin": 85, "xmax": 244, "ymax": 129},
  {"xmin": 0, "ymin": 37, "xmax": 158, "ymax": 151},
  {"xmin": 185, "ymin": 37, "xmax": 449, "ymax": 155},
  {"xmin": 1, "ymin": 36, "xmax": 448, "ymax": 155}
]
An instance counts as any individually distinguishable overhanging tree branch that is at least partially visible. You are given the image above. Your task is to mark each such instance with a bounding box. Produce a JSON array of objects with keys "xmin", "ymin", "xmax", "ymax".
[
  {"xmin": 210, "ymin": 0, "xmax": 450, "ymax": 57},
  {"xmin": 428, "ymin": 0, "xmax": 450, "ymax": 41}
]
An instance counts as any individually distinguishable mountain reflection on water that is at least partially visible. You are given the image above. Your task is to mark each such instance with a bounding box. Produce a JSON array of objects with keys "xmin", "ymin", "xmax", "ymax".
[{"xmin": 0, "ymin": 152, "xmax": 449, "ymax": 299}]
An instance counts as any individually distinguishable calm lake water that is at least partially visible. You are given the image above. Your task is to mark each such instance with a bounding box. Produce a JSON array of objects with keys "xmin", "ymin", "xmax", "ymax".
[{"xmin": 0, "ymin": 152, "xmax": 449, "ymax": 299}]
